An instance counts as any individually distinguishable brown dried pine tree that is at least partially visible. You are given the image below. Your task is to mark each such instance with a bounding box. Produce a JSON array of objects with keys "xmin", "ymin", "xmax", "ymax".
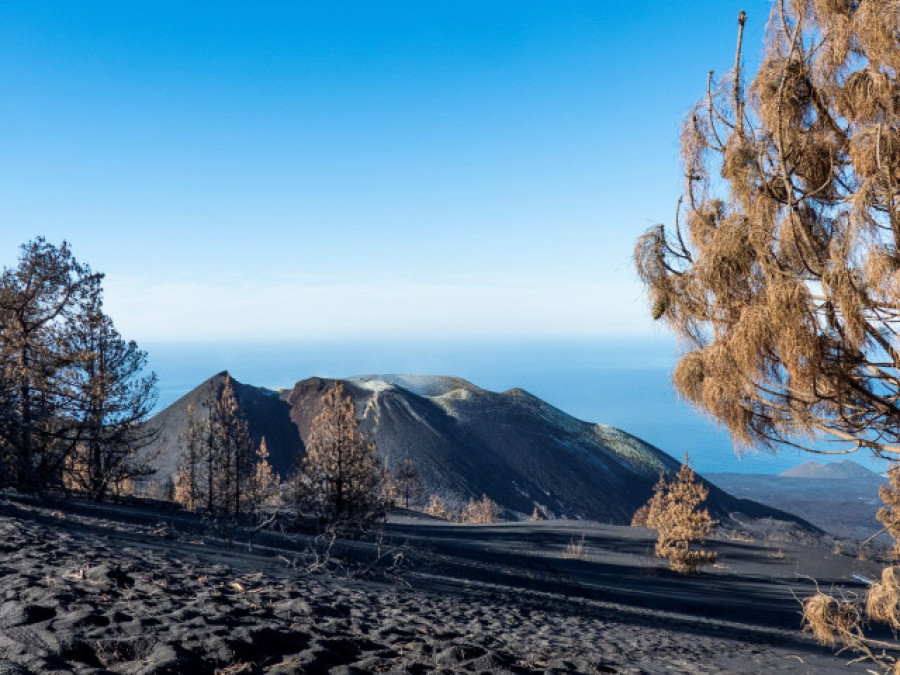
[
  {"xmin": 209, "ymin": 374, "xmax": 255, "ymax": 517},
  {"xmin": 635, "ymin": 2, "xmax": 900, "ymax": 459},
  {"xmin": 633, "ymin": 3, "xmax": 900, "ymax": 669},
  {"xmin": 0, "ymin": 239, "xmax": 101, "ymax": 490},
  {"xmin": 296, "ymin": 382, "xmax": 383, "ymax": 523},
  {"xmin": 641, "ymin": 462, "xmax": 718, "ymax": 574},
  {"xmin": 174, "ymin": 404, "xmax": 204, "ymax": 511}
]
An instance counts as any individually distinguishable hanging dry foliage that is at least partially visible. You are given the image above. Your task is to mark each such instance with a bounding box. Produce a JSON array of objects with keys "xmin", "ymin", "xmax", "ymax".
[
  {"xmin": 801, "ymin": 464, "xmax": 900, "ymax": 673},
  {"xmin": 665, "ymin": 9, "xmax": 900, "ymax": 670},
  {"xmin": 866, "ymin": 565, "xmax": 900, "ymax": 630},
  {"xmin": 801, "ymin": 592, "xmax": 863, "ymax": 648},
  {"xmin": 635, "ymin": 2, "xmax": 900, "ymax": 459}
]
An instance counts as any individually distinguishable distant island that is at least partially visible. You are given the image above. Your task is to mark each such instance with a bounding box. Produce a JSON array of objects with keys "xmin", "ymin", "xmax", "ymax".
[
  {"xmin": 779, "ymin": 460, "xmax": 882, "ymax": 479},
  {"xmin": 708, "ymin": 461, "xmax": 888, "ymax": 541}
]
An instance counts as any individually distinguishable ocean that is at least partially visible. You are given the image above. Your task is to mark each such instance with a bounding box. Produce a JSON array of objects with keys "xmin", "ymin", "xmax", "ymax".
[{"xmin": 144, "ymin": 336, "xmax": 888, "ymax": 476}]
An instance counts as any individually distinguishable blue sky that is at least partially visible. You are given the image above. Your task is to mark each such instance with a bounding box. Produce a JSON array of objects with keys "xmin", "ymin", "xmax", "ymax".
[{"xmin": 0, "ymin": 1, "xmax": 771, "ymax": 342}]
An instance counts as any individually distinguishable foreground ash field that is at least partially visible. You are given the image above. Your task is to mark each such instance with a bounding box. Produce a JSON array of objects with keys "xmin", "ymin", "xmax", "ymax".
[
  {"xmin": 2, "ymin": 374, "xmax": 890, "ymax": 674},
  {"xmin": 0, "ymin": 493, "xmax": 886, "ymax": 674}
]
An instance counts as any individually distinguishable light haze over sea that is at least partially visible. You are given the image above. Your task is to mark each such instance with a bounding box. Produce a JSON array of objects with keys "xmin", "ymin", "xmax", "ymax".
[{"xmin": 146, "ymin": 336, "xmax": 887, "ymax": 477}]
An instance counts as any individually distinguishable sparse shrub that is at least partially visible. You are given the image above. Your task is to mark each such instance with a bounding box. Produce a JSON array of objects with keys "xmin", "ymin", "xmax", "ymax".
[
  {"xmin": 460, "ymin": 494, "xmax": 500, "ymax": 524},
  {"xmin": 424, "ymin": 494, "xmax": 451, "ymax": 520},
  {"xmin": 801, "ymin": 592, "xmax": 863, "ymax": 650},
  {"xmin": 562, "ymin": 534, "xmax": 588, "ymax": 560},
  {"xmin": 802, "ymin": 466, "xmax": 900, "ymax": 673},
  {"xmin": 665, "ymin": 547, "xmax": 719, "ymax": 575},
  {"xmin": 636, "ymin": 462, "xmax": 717, "ymax": 574}
]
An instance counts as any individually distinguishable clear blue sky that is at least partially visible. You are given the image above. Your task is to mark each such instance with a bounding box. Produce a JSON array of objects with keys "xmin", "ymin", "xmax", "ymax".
[{"xmin": 0, "ymin": 1, "xmax": 771, "ymax": 343}]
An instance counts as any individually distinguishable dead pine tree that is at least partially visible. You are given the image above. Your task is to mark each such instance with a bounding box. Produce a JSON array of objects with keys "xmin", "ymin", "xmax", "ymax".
[
  {"xmin": 0, "ymin": 238, "xmax": 158, "ymax": 496},
  {"xmin": 632, "ymin": 1, "xmax": 900, "ymax": 668},
  {"xmin": 212, "ymin": 374, "xmax": 254, "ymax": 518},
  {"xmin": 393, "ymin": 453, "xmax": 423, "ymax": 509},
  {"xmin": 295, "ymin": 382, "xmax": 384, "ymax": 525},
  {"xmin": 635, "ymin": 461, "xmax": 717, "ymax": 574},
  {"xmin": 0, "ymin": 239, "xmax": 101, "ymax": 491},
  {"xmin": 424, "ymin": 494, "xmax": 452, "ymax": 520},
  {"xmin": 174, "ymin": 404, "xmax": 204, "ymax": 511},
  {"xmin": 246, "ymin": 436, "xmax": 281, "ymax": 512},
  {"xmin": 190, "ymin": 374, "xmax": 255, "ymax": 517},
  {"xmin": 635, "ymin": 2, "xmax": 900, "ymax": 460},
  {"xmin": 60, "ymin": 299, "xmax": 158, "ymax": 501}
]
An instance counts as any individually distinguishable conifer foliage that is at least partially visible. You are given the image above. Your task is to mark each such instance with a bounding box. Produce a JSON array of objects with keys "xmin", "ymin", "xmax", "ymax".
[
  {"xmin": 459, "ymin": 494, "xmax": 500, "ymax": 524},
  {"xmin": 393, "ymin": 453, "xmax": 424, "ymax": 509},
  {"xmin": 635, "ymin": 2, "xmax": 900, "ymax": 458},
  {"xmin": 247, "ymin": 437, "xmax": 281, "ymax": 509},
  {"xmin": 294, "ymin": 382, "xmax": 383, "ymax": 523},
  {"xmin": 0, "ymin": 238, "xmax": 157, "ymax": 497},
  {"xmin": 173, "ymin": 374, "xmax": 274, "ymax": 517},
  {"xmin": 636, "ymin": 463, "xmax": 717, "ymax": 574}
]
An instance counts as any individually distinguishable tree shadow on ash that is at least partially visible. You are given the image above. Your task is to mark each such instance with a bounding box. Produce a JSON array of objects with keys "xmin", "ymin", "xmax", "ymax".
[{"xmin": 387, "ymin": 520, "xmax": 869, "ymax": 660}]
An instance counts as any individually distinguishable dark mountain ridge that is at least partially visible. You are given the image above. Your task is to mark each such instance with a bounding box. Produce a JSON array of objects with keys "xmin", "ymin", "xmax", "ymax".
[
  {"xmin": 143, "ymin": 372, "xmax": 815, "ymax": 529},
  {"xmin": 145, "ymin": 372, "xmax": 302, "ymax": 480}
]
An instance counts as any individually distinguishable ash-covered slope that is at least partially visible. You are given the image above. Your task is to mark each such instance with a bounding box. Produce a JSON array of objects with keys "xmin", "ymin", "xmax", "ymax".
[
  {"xmin": 143, "ymin": 372, "xmax": 813, "ymax": 528},
  {"xmin": 286, "ymin": 375, "xmax": 813, "ymax": 526},
  {"xmin": 144, "ymin": 372, "xmax": 302, "ymax": 481}
]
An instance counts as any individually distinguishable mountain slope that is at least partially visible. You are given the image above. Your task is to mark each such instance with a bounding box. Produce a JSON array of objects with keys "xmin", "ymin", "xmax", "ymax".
[
  {"xmin": 286, "ymin": 375, "xmax": 812, "ymax": 526},
  {"xmin": 143, "ymin": 372, "xmax": 814, "ymax": 528},
  {"xmin": 144, "ymin": 372, "xmax": 302, "ymax": 483}
]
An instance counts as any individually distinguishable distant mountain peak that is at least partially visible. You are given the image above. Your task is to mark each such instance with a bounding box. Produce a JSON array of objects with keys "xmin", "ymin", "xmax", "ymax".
[
  {"xmin": 779, "ymin": 459, "xmax": 880, "ymax": 478},
  {"xmin": 347, "ymin": 374, "xmax": 481, "ymax": 398}
]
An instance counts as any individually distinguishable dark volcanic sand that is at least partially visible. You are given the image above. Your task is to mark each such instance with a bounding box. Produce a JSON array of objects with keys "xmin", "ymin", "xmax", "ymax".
[{"xmin": 0, "ymin": 495, "xmax": 888, "ymax": 674}]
